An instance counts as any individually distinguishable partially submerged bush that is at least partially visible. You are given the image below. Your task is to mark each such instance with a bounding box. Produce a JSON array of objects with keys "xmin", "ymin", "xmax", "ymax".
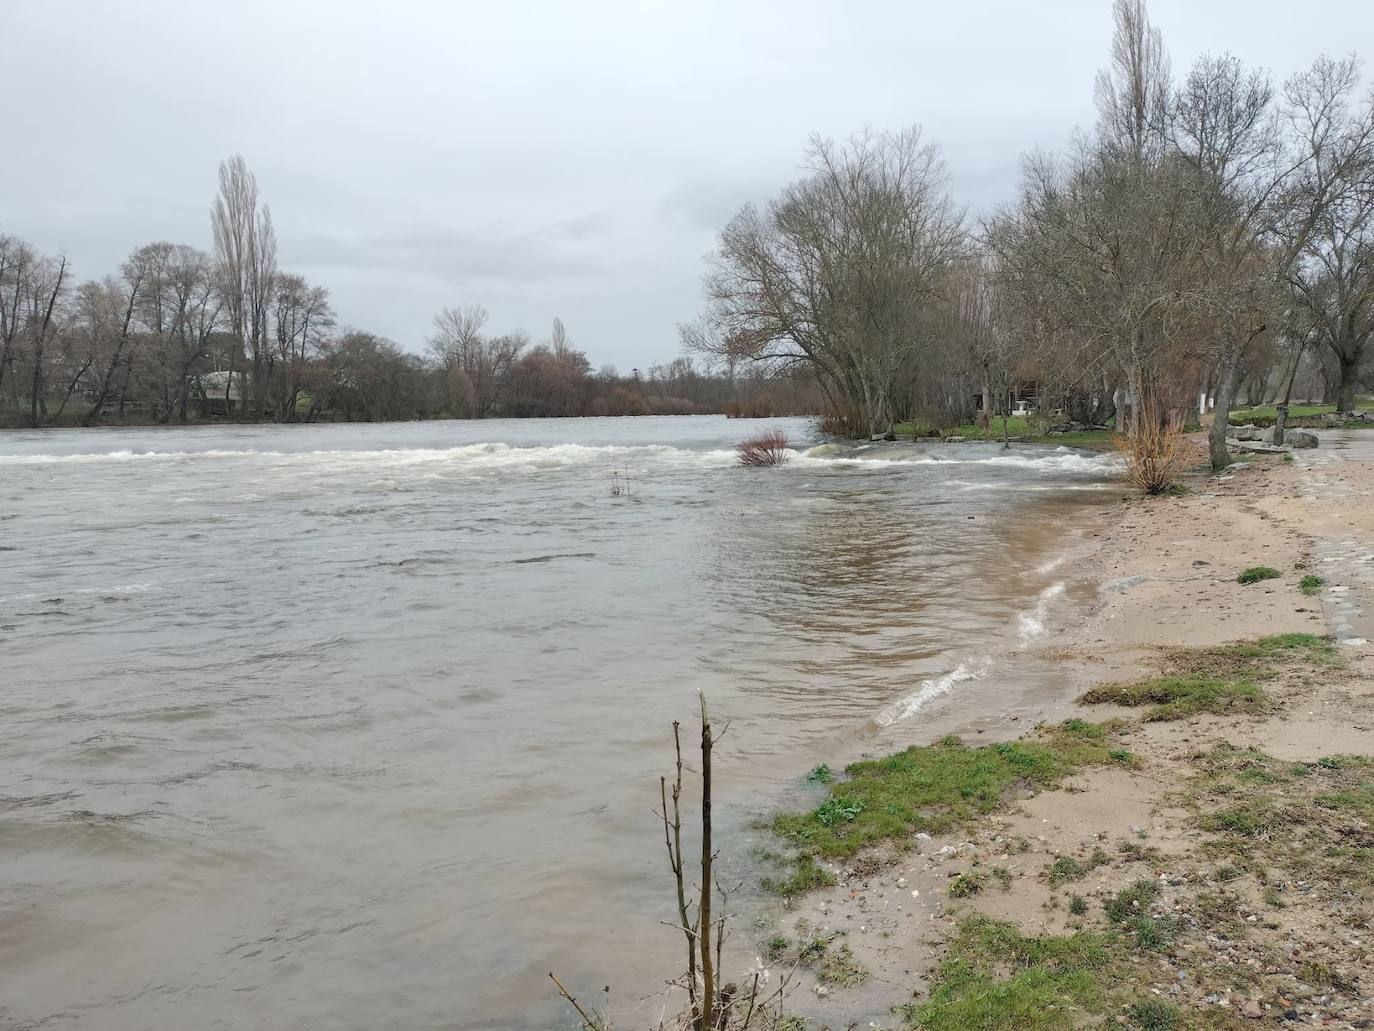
[
  {"xmin": 736, "ymin": 429, "xmax": 791, "ymax": 466},
  {"xmin": 1238, "ymin": 565, "xmax": 1281, "ymax": 585}
]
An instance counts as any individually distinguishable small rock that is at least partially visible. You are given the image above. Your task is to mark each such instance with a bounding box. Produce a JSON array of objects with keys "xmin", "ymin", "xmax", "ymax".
[{"xmin": 1241, "ymin": 1000, "xmax": 1263, "ymax": 1019}]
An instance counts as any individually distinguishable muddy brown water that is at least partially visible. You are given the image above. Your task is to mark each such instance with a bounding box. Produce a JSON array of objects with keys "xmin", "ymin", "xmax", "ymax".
[{"xmin": 0, "ymin": 417, "xmax": 1120, "ymax": 1029}]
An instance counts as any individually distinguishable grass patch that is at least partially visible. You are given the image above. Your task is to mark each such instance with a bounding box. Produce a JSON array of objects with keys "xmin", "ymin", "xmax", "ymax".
[
  {"xmin": 760, "ymin": 853, "xmax": 835, "ymax": 897},
  {"xmin": 892, "ymin": 415, "xmax": 1115, "ymax": 450},
  {"xmin": 1077, "ymin": 634, "xmax": 1340, "ymax": 720},
  {"xmin": 1104, "ymin": 879, "xmax": 1160, "ymax": 923},
  {"xmin": 1238, "ymin": 565, "xmax": 1281, "ymax": 585},
  {"xmin": 770, "ymin": 722, "xmax": 1125, "ymax": 865},
  {"xmin": 1229, "ymin": 398, "xmax": 1374, "ymax": 427},
  {"xmin": 1046, "ymin": 847, "xmax": 1111, "ymax": 886},
  {"xmin": 1300, "ymin": 574, "xmax": 1326, "ymax": 596},
  {"xmin": 1079, "ymin": 675, "xmax": 1265, "ymax": 720},
  {"xmin": 901, "ymin": 917, "xmax": 1113, "ymax": 1030},
  {"xmin": 948, "ymin": 871, "xmax": 986, "ymax": 898},
  {"xmin": 1187, "ymin": 745, "xmax": 1374, "ymax": 898},
  {"xmin": 1129, "ymin": 999, "xmax": 1181, "ymax": 1030},
  {"xmin": 816, "ymin": 942, "xmax": 868, "ymax": 987},
  {"xmin": 806, "ymin": 763, "xmax": 832, "ymax": 784}
]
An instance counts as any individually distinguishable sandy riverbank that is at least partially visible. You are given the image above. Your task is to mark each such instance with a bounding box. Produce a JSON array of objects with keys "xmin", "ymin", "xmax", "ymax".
[{"xmin": 760, "ymin": 432, "xmax": 1374, "ymax": 1029}]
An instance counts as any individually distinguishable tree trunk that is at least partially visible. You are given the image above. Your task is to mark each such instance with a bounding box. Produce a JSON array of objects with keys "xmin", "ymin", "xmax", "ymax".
[
  {"xmin": 1334, "ymin": 349, "xmax": 1359, "ymax": 412},
  {"xmin": 1208, "ymin": 337, "xmax": 1242, "ymax": 471}
]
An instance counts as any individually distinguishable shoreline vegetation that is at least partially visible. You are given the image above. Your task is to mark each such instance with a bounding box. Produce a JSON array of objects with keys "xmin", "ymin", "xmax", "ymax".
[
  {"xmin": 739, "ymin": 444, "xmax": 1374, "ymax": 1030},
  {"xmin": 554, "ymin": 433, "xmax": 1374, "ymax": 1030}
]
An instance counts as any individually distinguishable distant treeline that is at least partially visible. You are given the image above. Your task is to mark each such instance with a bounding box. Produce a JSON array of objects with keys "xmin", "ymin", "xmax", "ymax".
[{"xmin": 0, "ymin": 158, "xmax": 821, "ymax": 428}]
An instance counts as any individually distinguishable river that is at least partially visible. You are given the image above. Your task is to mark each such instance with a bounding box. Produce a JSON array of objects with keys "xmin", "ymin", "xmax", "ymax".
[{"xmin": 0, "ymin": 416, "xmax": 1119, "ymax": 1029}]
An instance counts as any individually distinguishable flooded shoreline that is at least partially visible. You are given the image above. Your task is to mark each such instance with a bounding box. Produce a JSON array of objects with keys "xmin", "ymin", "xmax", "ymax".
[{"xmin": 0, "ymin": 416, "xmax": 1120, "ymax": 1030}]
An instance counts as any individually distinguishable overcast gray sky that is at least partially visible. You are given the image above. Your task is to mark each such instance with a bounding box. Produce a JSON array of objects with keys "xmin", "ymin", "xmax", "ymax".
[{"xmin": 3, "ymin": 1, "xmax": 1370, "ymax": 370}]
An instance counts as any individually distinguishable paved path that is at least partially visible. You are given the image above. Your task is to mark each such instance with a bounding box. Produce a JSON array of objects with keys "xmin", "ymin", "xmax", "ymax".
[{"xmin": 1294, "ymin": 431, "xmax": 1374, "ymax": 646}]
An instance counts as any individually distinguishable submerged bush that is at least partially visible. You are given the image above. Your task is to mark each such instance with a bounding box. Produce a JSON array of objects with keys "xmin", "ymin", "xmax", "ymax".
[
  {"xmin": 736, "ymin": 429, "xmax": 791, "ymax": 466},
  {"xmin": 1238, "ymin": 565, "xmax": 1281, "ymax": 585}
]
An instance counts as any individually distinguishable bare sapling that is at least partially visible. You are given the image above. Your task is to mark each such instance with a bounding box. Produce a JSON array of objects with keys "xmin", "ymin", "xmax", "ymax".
[
  {"xmin": 735, "ymin": 430, "xmax": 790, "ymax": 466},
  {"xmin": 552, "ymin": 694, "xmax": 795, "ymax": 1031}
]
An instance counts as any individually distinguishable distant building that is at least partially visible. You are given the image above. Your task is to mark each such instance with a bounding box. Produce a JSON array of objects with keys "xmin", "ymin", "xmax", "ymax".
[{"xmin": 190, "ymin": 370, "xmax": 246, "ymax": 416}]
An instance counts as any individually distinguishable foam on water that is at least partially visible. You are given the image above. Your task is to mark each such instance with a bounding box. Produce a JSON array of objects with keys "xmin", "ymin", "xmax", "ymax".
[{"xmin": 873, "ymin": 659, "xmax": 992, "ymax": 727}]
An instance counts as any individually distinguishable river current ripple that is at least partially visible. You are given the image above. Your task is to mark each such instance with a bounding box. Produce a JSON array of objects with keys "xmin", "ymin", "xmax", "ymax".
[{"xmin": 0, "ymin": 416, "xmax": 1118, "ymax": 1029}]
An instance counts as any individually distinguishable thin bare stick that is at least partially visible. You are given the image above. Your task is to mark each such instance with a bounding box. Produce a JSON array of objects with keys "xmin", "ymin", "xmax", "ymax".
[
  {"xmin": 549, "ymin": 971, "xmax": 604, "ymax": 1030},
  {"xmin": 662, "ymin": 722, "xmax": 699, "ymax": 1023},
  {"xmin": 698, "ymin": 693, "xmax": 715, "ymax": 1031}
]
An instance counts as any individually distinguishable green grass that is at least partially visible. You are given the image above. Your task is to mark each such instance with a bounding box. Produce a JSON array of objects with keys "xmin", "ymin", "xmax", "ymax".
[
  {"xmin": 1046, "ymin": 847, "xmax": 1111, "ymax": 887},
  {"xmin": 1189, "ymin": 745, "xmax": 1374, "ymax": 894},
  {"xmin": 901, "ymin": 917, "xmax": 1113, "ymax": 1030},
  {"xmin": 816, "ymin": 942, "xmax": 868, "ymax": 987},
  {"xmin": 1104, "ymin": 879, "xmax": 1160, "ymax": 923},
  {"xmin": 1300, "ymin": 574, "xmax": 1326, "ymax": 596},
  {"xmin": 1229, "ymin": 398, "xmax": 1374, "ymax": 427},
  {"xmin": 948, "ymin": 871, "xmax": 986, "ymax": 898},
  {"xmin": 760, "ymin": 853, "xmax": 835, "ymax": 897},
  {"xmin": 1078, "ymin": 634, "xmax": 1340, "ymax": 720},
  {"xmin": 891, "ymin": 415, "xmax": 1115, "ymax": 450},
  {"xmin": 1078, "ymin": 675, "xmax": 1266, "ymax": 721},
  {"xmin": 1129, "ymin": 1000, "xmax": 1181, "ymax": 1031},
  {"xmin": 1238, "ymin": 565, "xmax": 1282, "ymax": 585},
  {"xmin": 770, "ymin": 722, "xmax": 1125, "ymax": 864},
  {"xmin": 806, "ymin": 763, "xmax": 832, "ymax": 784}
]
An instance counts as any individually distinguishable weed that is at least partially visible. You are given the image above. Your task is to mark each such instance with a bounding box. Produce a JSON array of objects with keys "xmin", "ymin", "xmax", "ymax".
[
  {"xmin": 1069, "ymin": 894, "xmax": 1088, "ymax": 916},
  {"xmin": 1126, "ymin": 914, "xmax": 1177, "ymax": 951},
  {"xmin": 1238, "ymin": 566, "xmax": 1281, "ymax": 585},
  {"xmin": 771, "ymin": 722, "xmax": 1126, "ymax": 863},
  {"xmin": 816, "ymin": 942, "xmax": 867, "ymax": 987},
  {"xmin": 991, "ymin": 866, "xmax": 1013, "ymax": 891},
  {"xmin": 761, "ymin": 854, "xmax": 835, "ymax": 898},
  {"xmin": 797, "ymin": 935, "xmax": 829, "ymax": 965},
  {"xmin": 1300, "ymin": 574, "xmax": 1326, "ymax": 596},
  {"xmin": 1079, "ymin": 675, "xmax": 1266, "ymax": 721},
  {"xmin": 1046, "ymin": 848, "xmax": 1111, "ymax": 887},
  {"xmin": 948, "ymin": 871, "xmax": 986, "ymax": 898},
  {"xmin": 902, "ymin": 917, "xmax": 1111, "ymax": 1030},
  {"xmin": 1129, "ymin": 999, "xmax": 1180, "ymax": 1030},
  {"xmin": 815, "ymin": 797, "xmax": 863, "ymax": 827},
  {"xmin": 766, "ymin": 934, "xmax": 789, "ymax": 961},
  {"xmin": 806, "ymin": 764, "xmax": 831, "ymax": 784},
  {"xmin": 1105, "ymin": 879, "xmax": 1159, "ymax": 923}
]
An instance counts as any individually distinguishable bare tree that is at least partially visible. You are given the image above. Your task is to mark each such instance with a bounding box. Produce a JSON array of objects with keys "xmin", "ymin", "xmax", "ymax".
[
  {"xmin": 1279, "ymin": 57, "xmax": 1374, "ymax": 412},
  {"xmin": 81, "ymin": 245, "xmax": 153, "ymax": 424},
  {"xmin": 24, "ymin": 253, "xmax": 70, "ymax": 427},
  {"xmin": 429, "ymin": 304, "xmax": 527, "ymax": 417},
  {"xmin": 1171, "ymin": 53, "xmax": 1294, "ymax": 469},
  {"xmin": 687, "ymin": 126, "xmax": 966, "ymax": 437},
  {"xmin": 272, "ymin": 273, "xmax": 334, "ymax": 420},
  {"xmin": 212, "ymin": 155, "xmax": 277, "ymax": 419},
  {"xmin": 0, "ymin": 235, "xmax": 37, "ymax": 406}
]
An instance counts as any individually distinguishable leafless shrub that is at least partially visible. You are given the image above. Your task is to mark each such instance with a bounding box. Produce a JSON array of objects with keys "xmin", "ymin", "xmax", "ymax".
[
  {"xmin": 736, "ymin": 430, "xmax": 791, "ymax": 467},
  {"xmin": 1115, "ymin": 404, "xmax": 1189, "ymax": 494},
  {"xmin": 551, "ymin": 696, "xmax": 798, "ymax": 1031}
]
